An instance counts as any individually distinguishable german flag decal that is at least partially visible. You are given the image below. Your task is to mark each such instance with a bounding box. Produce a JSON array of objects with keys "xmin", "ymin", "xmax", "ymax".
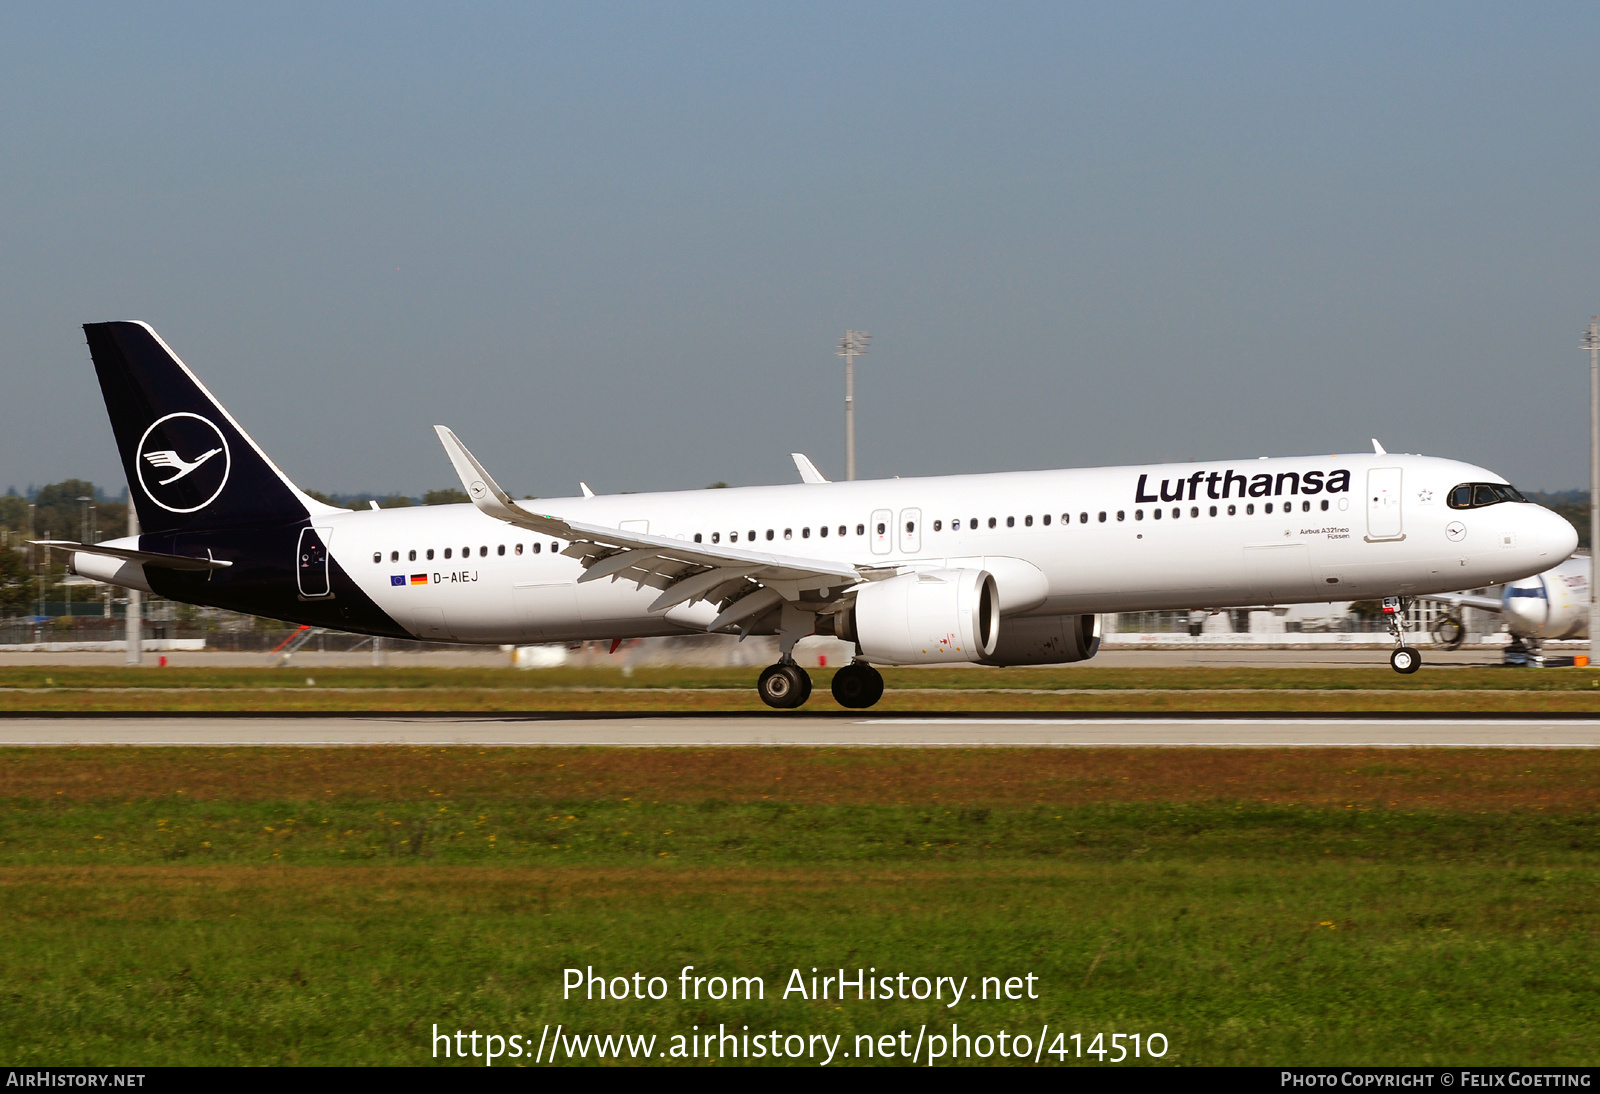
[{"xmin": 410, "ymin": 574, "xmax": 428, "ymax": 585}]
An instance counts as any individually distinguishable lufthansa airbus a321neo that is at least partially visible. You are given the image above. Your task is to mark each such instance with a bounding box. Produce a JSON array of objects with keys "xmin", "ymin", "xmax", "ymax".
[{"xmin": 42, "ymin": 322, "xmax": 1578, "ymax": 707}]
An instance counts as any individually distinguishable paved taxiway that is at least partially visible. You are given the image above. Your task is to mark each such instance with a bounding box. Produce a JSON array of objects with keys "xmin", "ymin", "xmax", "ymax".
[{"xmin": 1, "ymin": 715, "xmax": 1597, "ymax": 747}]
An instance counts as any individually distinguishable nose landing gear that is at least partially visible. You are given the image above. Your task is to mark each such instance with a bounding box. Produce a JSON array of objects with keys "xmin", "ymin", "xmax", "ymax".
[{"xmin": 1383, "ymin": 595, "xmax": 1422, "ymax": 674}]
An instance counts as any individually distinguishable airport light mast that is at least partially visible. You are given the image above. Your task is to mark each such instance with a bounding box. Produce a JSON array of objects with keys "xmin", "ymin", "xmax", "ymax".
[
  {"xmin": 838, "ymin": 330, "xmax": 870, "ymax": 481},
  {"xmin": 1586, "ymin": 315, "xmax": 1600, "ymax": 664}
]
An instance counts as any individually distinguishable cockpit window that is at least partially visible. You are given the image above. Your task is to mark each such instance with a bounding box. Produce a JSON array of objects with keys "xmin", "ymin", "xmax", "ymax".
[{"xmin": 1448, "ymin": 482, "xmax": 1528, "ymax": 509}]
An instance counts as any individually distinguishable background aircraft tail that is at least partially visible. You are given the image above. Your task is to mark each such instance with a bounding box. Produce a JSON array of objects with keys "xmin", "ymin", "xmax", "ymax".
[{"xmin": 83, "ymin": 321, "xmax": 333, "ymax": 536}]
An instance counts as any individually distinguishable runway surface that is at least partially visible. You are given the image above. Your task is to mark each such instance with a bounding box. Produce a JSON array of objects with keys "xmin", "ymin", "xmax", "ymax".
[{"xmin": 1, "ymin": 714, "xmax": 1597, "ymax": 747}]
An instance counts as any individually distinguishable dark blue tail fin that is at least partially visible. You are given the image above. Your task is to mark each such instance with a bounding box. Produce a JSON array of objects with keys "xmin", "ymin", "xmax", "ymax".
[{"xmin": 84, "ymin": 321, "xmax": 328, "ymax": 536}]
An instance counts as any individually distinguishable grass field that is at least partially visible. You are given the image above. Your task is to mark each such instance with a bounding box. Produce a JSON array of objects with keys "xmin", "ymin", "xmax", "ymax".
[
  {"xmin": 3, "ymin": 746, "xmax": 1598, "ymax": 1065},
  {"xmin": 2, "ymin": 664, "xmax": 1600, "ymax": 710}
]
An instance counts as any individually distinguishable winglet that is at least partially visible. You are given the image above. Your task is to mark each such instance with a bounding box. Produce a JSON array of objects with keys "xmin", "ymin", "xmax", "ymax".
[
  {"xmin": 580, "ymin": 482, "xmax": 595, "ymax": 498},
  {"xmin": 791, "ymin": 453, "xmax": 829, "ymax": 484},
  {"xmin": 433, "ymin": 425, "xmax": 548, "ymax": 528},
  {"xmin": 1371, "ymin": 438, "xmax": 1387, "ymax": 455}
]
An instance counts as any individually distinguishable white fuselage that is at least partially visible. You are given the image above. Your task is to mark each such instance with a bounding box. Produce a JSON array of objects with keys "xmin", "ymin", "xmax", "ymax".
[{"xmin": 273, "ymin": 451, "xmax": 1575, "ymax": 649}]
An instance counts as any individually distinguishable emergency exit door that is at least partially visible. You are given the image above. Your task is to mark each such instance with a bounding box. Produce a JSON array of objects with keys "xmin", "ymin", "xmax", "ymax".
[
  {"xmin": 1366, "ymin": 468, "xmax": 1404, "ymax": 540},
  {"xmin": 870, "ymin": 509, "xmax": 892, "ymax": 555}
]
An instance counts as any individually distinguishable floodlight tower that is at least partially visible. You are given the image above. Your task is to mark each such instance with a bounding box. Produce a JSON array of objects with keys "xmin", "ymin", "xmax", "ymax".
[
  {"xmin": 1586, "ymin": 316, "xmax": 1600, "ymax": 663},
  {"xmin": 837, "ymin": 330, "xmax": 870, "ymax": 481}
]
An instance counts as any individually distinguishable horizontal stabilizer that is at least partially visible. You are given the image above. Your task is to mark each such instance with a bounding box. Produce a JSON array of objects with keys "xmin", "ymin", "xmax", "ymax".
[{"xmin": 32, "ymin": 540, "xmax": 232, "ymax": 571}]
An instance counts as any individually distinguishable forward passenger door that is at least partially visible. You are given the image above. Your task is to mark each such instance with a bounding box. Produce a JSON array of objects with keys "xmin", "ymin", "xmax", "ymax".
[{"xmin": 1366, "ymin": 468, "xmax": 1404, "ymax": 540}]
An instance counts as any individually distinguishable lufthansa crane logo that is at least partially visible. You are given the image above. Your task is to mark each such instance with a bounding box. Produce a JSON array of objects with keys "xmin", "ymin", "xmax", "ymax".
[{"xmin": 136, "ymin": 412, "xmax": 231, "ymax": 513}]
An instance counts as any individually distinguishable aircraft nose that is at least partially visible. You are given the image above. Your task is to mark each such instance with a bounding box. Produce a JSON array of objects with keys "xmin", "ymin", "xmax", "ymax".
[{"xmin": 1526, "ymin": 504, "xmax": 1579, "ymax": 560}]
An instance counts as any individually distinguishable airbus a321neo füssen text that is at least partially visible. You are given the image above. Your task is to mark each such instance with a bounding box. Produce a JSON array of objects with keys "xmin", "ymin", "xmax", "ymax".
[{"xmin": 43, "ymin": 322, "xmax": 1578, "ymax": 708}]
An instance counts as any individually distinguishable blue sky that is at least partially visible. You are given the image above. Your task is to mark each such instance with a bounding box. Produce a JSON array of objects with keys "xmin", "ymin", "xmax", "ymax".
[{"xmin": 3, "ymin": 3, "xmax": 1598, "ymax": 498}]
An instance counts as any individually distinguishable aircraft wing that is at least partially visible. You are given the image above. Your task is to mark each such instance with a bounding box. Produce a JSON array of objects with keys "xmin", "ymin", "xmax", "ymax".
[
  {"xmin": 32, "ymin": 540, "xmax": 232, "ymax": 571},
  {"xmin": 1418, "ymin": 592, "xmax": 1503, "ymax": 613},
  {"xmin": 433, "ymin": 426, "xmax": 892, "ymax": 629}
]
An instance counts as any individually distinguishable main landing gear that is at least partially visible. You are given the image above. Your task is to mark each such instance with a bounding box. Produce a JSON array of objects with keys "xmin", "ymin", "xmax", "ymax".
[
  {"xmin": 830, "ymin": 661, "xmax": 885, "ymax": 709},
  {"xmin": 757, "ymin": 661, "xmax": 812, "ymax": 709},
  {"xmin": 1383, "ymin": 595, "xmax": 1422, "ymax": 675},
  {"xmin": 756, "ymin": 658, "xmax": 885, "ymax": 710}
]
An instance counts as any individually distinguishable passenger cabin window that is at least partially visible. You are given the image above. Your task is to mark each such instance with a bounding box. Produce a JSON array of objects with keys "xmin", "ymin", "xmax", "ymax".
[
  {"xmin": 766, "ymin": 529, "xmax": 775, "ymax": 540},
  {"xmin": 1191, "ymin": 507, "xmax": 1200, "ymax": 518},
  {"xmin": 516, "ymin": 543, "xmax": 524, "ymax": 554},
  {"xmin": 373, "ymin": 552, "xmax": 381, "ymax": 564},
  {"xmin": 1137, "ymin": 509, "xmax": 1146, "ymax": 520},
  {"xmin": 1006, "ymin": 516, "xmax": 1015, "ymax": 528},
  {"xmin": 820, "ymin": 525, "xmax": 828, "ymax": 537},
  {"xmin": 1320, "ymin": 500, "xmax": 1329, "ymax": 511},
  {"xmin": 1245, "ymin": 504, "xmax": 1254, "ymax": 515},
  {"xmin": 876, "ymin": 522, "xmax": 886, "ymax": 535},
  {"xmin": 1082, "ymin": 512, "xmax": 1090, "ymax": 524},
  {"xmin": 1264, "ymin": 503, "xmax": 1273, "ymax": 514},
  {"xmin": 905, "ymin": 521, "xmax": 915, "ymax": 533},
  {"xmin": 425, "ymin": 549, "xmax": 433, "ymax": 560},
  {"xmin": 1449, "ymin": 483, "xmax": 1529, "ymax": 509},
  {"xmin": 1227, "ymin": 505, "xmax": 1236, "ymax": 516},
  {"xmin": 1208, "ymin": 506, "xmax": 1217, "ymax": 516},
  {"xmin": 988, "ymin": 517, "xmax": 997, "ymax": 529},
  {"xmin": 444, "ymin": 548, "xmax": 452, "ymax": 559},
  {"xmin": 1098, "ymin": 512, "xmax": 1106, "ymax": 522},
  {"xmin": 693, "ymin": 534, "xmax": 702, "ymax": 543},
  {"xmin": 933, "ymin": 520, "xmax": 943, "ymax": 532},
  {"xmin": 1117, "ymin": 511, "xmax": 1125, "ymax": 521},
  {"xmin": 391, "ymin": 551, "xmax": 399, "ymax": 562},
  {"xmin": 532, "ymin": 543, "xmax": 541, "ymax": 554},
  {"xmin": 712, "ymin": 533, "xmax": 721, "ymax": 544},
  {"xmin": 802, "ymin": 527, "xmax": 810, "ymax": 538},
  {"xmin": 784, "ymin": 528, "xmax": 793, "ymax": 540},
  {"xmin": 856, "ymin": 524, "xmax": 865, "ymax": 536},
  {"xmin": 838, "ymin": 525, "xmax": 846, "ymax": 536},
  {"xmin": 497, "ymin": 545, "xmax": 505, "ymax": 556},
  {"xmin": 1041, "ymin": 514, "xmax": 1050, "ymax": 526}
]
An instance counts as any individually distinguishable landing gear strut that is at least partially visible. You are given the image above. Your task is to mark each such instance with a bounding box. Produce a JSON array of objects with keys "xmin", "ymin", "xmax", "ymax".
[
  {"xmin": 830, "ymin": 661, "xmax": 885, "ymax": 709},
  {"xmin": 1384, "ymin": 595, "xmax": 1422, "ymax": 674}
]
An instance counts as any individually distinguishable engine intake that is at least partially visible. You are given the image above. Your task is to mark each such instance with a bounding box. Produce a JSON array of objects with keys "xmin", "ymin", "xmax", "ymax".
[{"xmin": 841, "ymin": 568, "xmax": 999, "ymax": 665}]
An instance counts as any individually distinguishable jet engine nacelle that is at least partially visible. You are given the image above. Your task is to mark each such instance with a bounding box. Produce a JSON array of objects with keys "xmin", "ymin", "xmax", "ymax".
[
  {"xmin": 846, "ymin": 568, "xmax": 999, "ymax": 665},
  {"xmin": 980, "ymin": 613, "xmax": 1101, "ymax": 666}
]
